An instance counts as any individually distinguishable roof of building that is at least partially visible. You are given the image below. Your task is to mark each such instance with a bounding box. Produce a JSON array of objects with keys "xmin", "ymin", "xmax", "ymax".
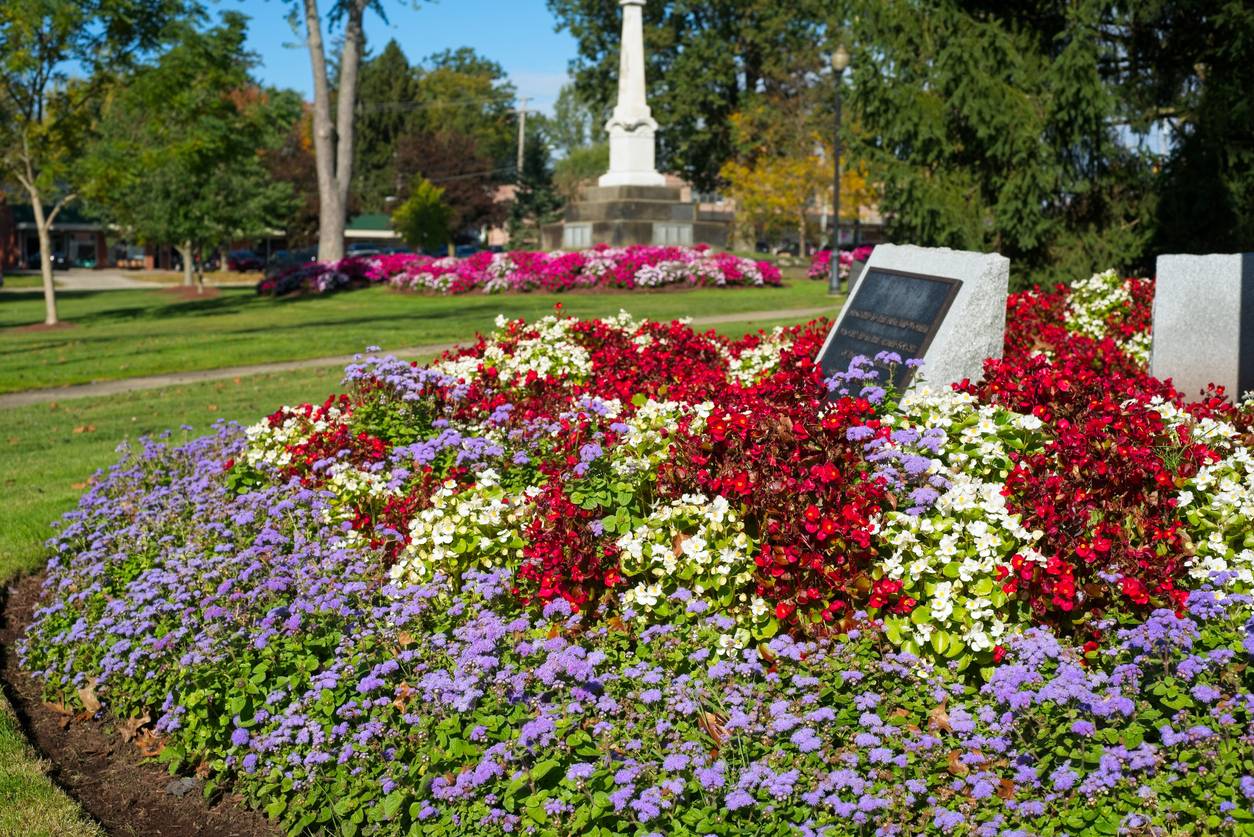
[{"xmin": 346, "ymin": 213, "xmax": 394, "ymax": 232}]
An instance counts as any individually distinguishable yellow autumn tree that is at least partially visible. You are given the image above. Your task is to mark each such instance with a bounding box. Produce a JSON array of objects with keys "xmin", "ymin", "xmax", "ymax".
[{"xmin": 721, "ymin": 144, "xmax": 873, "ymax": 255}]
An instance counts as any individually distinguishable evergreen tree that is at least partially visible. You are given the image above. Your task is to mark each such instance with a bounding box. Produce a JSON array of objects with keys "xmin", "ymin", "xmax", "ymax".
[
  {"xmin": 353, "ymin": 40, "xmax": 420, "ymax": 211},
  {"xmin": 845, "ymin": 0, "xmax": 1156, "ymax": 285}
]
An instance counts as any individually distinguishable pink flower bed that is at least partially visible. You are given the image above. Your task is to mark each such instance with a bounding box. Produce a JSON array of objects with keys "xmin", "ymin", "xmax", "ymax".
[
  {"xmin": 808, "ymin": 245, "xmax": 876, "ymax": 280},
  {"xmin": 258, "ymin": 245, "xmax": 782, "ymax": 297}
]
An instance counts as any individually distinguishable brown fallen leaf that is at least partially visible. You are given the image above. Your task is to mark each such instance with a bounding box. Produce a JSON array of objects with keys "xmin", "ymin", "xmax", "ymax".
[
  {"xmin": 697, "ymin": 710, "xmax": 729, "ymax": 749},
  {"xmin": 946, "ymin": 749, "xmax": 969, "ymax": 777},
  {"xmin": 233, "ymin": 376, "xmax": 242, "ymax": 385},
  {"xmin": 77, "ymin": 678, "xmax": 101, "ymax": 714},
  {"xmin": 997, "ymin": 778, "xmax": 1016, "ymax": 800},
  {"xmin": 44, "ymin": 700, "xmax": 74, "ymax": 729},
  {"xmin": 49, "ymin": 401, "xmax": 59, "ymax": 411},
  {"xmin": 72, "ymin": 424, "xmax": 97, "ymax": 434},
  {"xmin": 928, "ymin": 700, "xmax": 953, "ymax": 734},
  {"xmin": 71, "ymin": 482, "xmax": 88, "ymax": 490},
  {"xmin": 7, "ymin": 437, "xmax": 18, "ymax": 446},
  {"xmin": 134, "ymin": 728, "xmax": 165, "ymax": 758},
  {"xmin": 118, "ymin": 712, "xmax": 152, "ymax": 743},
  {"xmin": 206, "ymin": 404, "xmax": 219, "ymax": 412},
  {"xmin": 392, "ymin": 682, "xmax": 415, "ymax": 713}
]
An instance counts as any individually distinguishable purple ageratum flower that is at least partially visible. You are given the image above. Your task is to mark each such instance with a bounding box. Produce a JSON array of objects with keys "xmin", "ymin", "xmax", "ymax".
[
  {"xmin": 1070, "ymin": 720, "xmax": 1096, "ymax": 736},
  {"xmin": 230, "ymin": 727, "xmax": 250, "ymax": 747},
  {"xmin": 566, "ymin": 763, "xmax": 594, "ymax": 782},
  {"xmin": 860, "ymin": 386, "xmax": 887, "ymax": 405},
  {"xmin": 932, "ymin": 807, "xmax": 964, "ymax": 832},
  {"xmin": 696, "ymin": 761, "xmax": 726, "ymax": 790},
  {"xmin": 1190, "ymin": 684, "xmax": 1222, "ymax": 703},
  {"xmin": 790, "ymin": 727, "xmax": 822, "ymax": 753},
  {"xmin": 724, "ymin": 789, "xmax": 755, "ymax": 811},
  {"xmin": 662, "ymin": 753, "xmax": 690, "ymax": 772},
  {"xmin": 1050, "ymin": 764, "xmax": 1079, "ymax": 791},
  {"xmin": 846, "ymin": 425, "xmax": 876, "ymax": 442}
]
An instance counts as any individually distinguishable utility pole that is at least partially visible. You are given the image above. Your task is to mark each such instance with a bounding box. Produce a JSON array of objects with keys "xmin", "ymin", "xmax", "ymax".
[{"xmin": 516, "ymin": 96, "xmax": 530, "ymax": 181}]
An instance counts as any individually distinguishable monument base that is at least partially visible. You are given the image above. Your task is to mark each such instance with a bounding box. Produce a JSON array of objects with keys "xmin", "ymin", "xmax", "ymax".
[{"xmin": 542, "ymin": 185, "xmax": 729, "ymax": 250}]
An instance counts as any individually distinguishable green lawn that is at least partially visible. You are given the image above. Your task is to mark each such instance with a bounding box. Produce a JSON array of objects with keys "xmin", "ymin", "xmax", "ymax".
[
  {"xmin": 0, "ymin": 281, "xmax": 835, "ymax": 393},
  {"xmin": 1, "ymin": 275, "xmax": 45, "ymax": 290}
]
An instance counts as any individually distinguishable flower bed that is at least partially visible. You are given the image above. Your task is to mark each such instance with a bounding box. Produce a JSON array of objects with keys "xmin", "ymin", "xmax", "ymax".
[
  {"xmin": 258, "ymin": 245, "xmax": 782, "ymax": 297},
  {"xmin": 808, "ymin": 245, "xmax": 875, "ymax": 281},
  {"xmin": 21, "ymin": 269, "xmax": 1254, "ymax": 834}
]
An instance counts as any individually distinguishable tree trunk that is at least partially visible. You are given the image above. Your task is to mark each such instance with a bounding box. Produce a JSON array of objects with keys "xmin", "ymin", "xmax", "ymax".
[
  {"xmin": 304, "ymin": 0, "xmax": 344, "ymax": 263},
  {"xmin": 303, "ymin": 0, "xmax": 367, "ymax": 264},
  {"xmin": 28, "ymin": 195, "xmax": 59, "ymax": 326},
  {"xmin": 798, "ymin": 210, "xmax": 808, "ymax": 258},
  {"xmin": 178, "ymin": 242, "xmax": 195, "ymax": 287}
]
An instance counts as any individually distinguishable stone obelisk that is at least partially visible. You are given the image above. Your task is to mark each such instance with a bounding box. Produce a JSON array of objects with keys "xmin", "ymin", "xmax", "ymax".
[
  {"xmin": 540, "ymin": 0, "xmax": 730, "ymax": 249},
  {"xmin": 598, "ymin": 0, "xmax": 666, "ymax": 187}
]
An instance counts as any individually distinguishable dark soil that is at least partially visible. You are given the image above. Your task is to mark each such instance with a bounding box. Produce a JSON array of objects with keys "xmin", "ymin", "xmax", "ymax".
[
  {"xmin": 6, "ymin": 321, "xmax": 78, "ymax": 334},
  {"xmin": 0, "ymin": 572, "xmax": 277, "ymax": 837},
  {"xmin": 158, "ymin": 285, "xmax": 222, "ymax": 301}
]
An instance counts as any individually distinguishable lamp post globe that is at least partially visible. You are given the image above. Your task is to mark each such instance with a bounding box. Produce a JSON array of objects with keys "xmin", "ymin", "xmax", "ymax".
[{"xmin": 828, "ymin": 45, "xmax": 850, "ymax": 295}]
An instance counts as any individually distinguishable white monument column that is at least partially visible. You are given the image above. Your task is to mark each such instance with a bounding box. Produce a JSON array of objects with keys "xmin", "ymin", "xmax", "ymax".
[{"xmin": 598, "ymin": 0, "xmax": 666, "ymax": 188}]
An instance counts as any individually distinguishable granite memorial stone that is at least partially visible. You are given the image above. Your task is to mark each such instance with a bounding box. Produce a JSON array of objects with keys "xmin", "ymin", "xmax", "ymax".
[
  {"xmin": 817, "ymin": 244, "xmax": 1009, "ymax": 389},
  {"xmin": 1151, "ymin": 253, "xmax": 1254, "ymax": 402}
]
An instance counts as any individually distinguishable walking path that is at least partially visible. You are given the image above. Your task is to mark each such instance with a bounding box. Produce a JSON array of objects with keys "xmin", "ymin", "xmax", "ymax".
[
  {"xmin": 1, "ymin": 270, "xmax": 256, "ymax": 293},
  {"xmin": 0, "ymin": 305, "xmax": 836, "ymax": 409}
]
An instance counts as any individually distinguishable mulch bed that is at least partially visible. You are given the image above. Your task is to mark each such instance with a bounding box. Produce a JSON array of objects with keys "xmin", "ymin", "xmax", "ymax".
[
  {"xmin": 0, "ymin": 572, "xmax": 277, "ymax": 837},
  {"xmin": 6, "ymin": 321, "xmax": 79, "ymax": 334},
  {"xmin": 157, "ymin": 286, "xmax": 222, "ymax": 301}
]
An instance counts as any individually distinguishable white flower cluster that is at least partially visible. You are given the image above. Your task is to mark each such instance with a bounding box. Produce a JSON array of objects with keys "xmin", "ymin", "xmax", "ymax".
[
  {"xmin": 724, "ymin": 327, "xmax": 794, "ymax": 386},
  {"xmin": 321, "ymin": 461, "xmax": 397, "ymax": 525},
  {"xmin": 616, "ymin": 493, "xmax": 765, "ymax": 649},
  {"xmin": 240, "ymin": 405, "xmax": 348, "ymax": 471},
  {"xmin": 887, "ymin": 386, "xmax": 1044, "ymax": 482},
  {"xmin": 1063, "ymin": 267, "xmax": 1150, "ymax": 364},
  {"xmin": 390, "ymin": 469, "xmax": 533, "ymax": 587},
  {"xmin": 877, "ymin": 475, "xmax": 1044, "ymax": 660},
  {"xmin": 611, "ymin": 399, "xmax": 712, "ymax": 478},
  {"xmin": 1161, "ymin": 399, "xmax": 1254, "ymax": 592},
  {"xmin": 431, "ymin": 314, "xmax": 594, "ymax": 386},
  {"xmin": 872, "ymin": 388, "xmax": 1049, "ymax": 665}
]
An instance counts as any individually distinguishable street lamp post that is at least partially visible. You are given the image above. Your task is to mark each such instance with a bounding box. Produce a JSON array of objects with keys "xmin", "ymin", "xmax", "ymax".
[{"xmin": 828, "ymin": 44, "xmax": 850, "ymax": 296}]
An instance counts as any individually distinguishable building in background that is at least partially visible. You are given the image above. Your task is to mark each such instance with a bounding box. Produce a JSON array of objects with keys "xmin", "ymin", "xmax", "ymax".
[{"xmin": 0, "ymin": 203, "xmax": 111, "ymax": 270}]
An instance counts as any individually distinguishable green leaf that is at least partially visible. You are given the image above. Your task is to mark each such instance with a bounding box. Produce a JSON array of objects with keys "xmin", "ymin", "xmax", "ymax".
[{"xmin": 382, "ymin": 790, "xmax": 405, "ymax": 819}]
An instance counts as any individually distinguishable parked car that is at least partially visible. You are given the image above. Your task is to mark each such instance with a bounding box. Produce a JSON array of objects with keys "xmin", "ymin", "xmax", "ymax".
[
  {"xmin": 24, "ymin": 253, "xmax": 68, "ymax": 270},
  {"xmin": 227, "ymin": 249, "xmax": 264, "ymax": 271},
  {"xmin": 454, "ymin": 244, "xmax": 481, "ymax": 258},
  {"xmin": 345, "ymin": 245, "xmax": 383, "ymax": 258},
  {"xmin": 264, "ymin": 247, "xmax": 318, "ymax": 280}
]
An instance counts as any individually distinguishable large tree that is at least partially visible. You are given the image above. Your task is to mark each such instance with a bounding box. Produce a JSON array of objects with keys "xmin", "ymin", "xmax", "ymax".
[
  {"xmin": 352, "ymin": 44, "xmax": 517, "ymax": 216},
  {"xmin": 1114, "ymin": 0, "xmax": 1254, "ymax": 255},
  {"xmin": 395, "ymin": 129, "xmax": 502, "ymax": 241},
  {"xmin": 80, "ymin": 12, "xmax": 297, "ymax": 289},
  {"xmin": 294, "ymin": 0, "xmax": 422, "ymax": 262},
  {"xmin": 845, "ymin": 0, "xmax": 1157, "ymax": 285},
  {"xmin": 0, "ymin": 0, "xmax": 188, "ymax": 325}
]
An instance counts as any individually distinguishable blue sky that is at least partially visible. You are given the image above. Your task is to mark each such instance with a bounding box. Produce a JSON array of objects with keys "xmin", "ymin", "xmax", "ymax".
[{"xmin": 221, "ymin": 0, "xmax": 578, "ymax": 113}]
